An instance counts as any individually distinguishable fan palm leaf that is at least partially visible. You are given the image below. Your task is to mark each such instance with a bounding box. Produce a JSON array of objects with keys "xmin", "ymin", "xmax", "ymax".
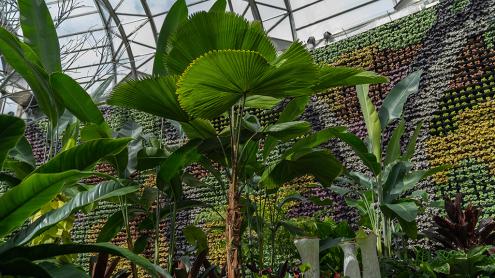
[{"xmin": 166, "ymin": 11, "xmax": 276, "ymax": 74}]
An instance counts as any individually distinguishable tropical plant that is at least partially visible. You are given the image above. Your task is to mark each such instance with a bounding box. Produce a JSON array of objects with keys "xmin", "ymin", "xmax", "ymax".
[
  {"xmin": 0, "ymin": 114, "xmax": 170, "ymax": 277},
  {"xmin": 107, "ymin": 0, "xmax": 388, "ymax": 276},
  {"xmin": 108, "ymin": 0, "xmax": 385, "ymax": 277},
  {"xmin": 330, "ymin": 71, "xmax": 447, "ymax": 256},
  {"xmin": 425, "ymin": 193, "xmax": 495, "ymax": 250}
]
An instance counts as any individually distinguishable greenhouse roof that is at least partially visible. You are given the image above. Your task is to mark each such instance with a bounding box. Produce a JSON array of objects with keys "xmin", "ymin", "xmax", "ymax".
[{"xmin": 0, "ymin": 0, "xmax": 437, "ymax": 115}]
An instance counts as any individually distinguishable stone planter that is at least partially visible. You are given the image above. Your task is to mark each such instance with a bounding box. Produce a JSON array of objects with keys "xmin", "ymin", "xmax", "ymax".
[
  {"xmin": 294, "ymin": 237, "xmax": 320, "ymax": 278},
  {"xmin": 339, "ymin": 241, "xmax": 361, "ymax": 278}
]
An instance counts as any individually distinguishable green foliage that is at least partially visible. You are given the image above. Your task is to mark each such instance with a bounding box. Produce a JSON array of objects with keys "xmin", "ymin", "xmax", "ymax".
[
  {"xmin": 0, "ymin": 115, "xmax": 25, "ymax": 168},
  {"xmin": 49, "ymin": 73, "xmax": 105, "ymax": 124}
]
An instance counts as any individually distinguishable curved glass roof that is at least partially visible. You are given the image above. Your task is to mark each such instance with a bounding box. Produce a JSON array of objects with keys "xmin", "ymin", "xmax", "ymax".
[{"xmin": 0, "ymin": 0, "xmax": 437, "ymax": 115}]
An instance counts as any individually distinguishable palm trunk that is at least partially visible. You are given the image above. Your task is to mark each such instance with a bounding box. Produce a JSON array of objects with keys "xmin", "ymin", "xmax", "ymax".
[
  {"xmin": 226, "ymin": 177, "xmax": 242, "ymax": 277},
  {"xmin": 226, "ymin": 100, "xmax": 244, "ymax": 278}
]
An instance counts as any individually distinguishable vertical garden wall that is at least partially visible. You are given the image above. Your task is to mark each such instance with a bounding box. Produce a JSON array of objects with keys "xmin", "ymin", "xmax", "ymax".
[{"xmin": 19, "ymin": 0, "xmax": 495, "ymax": 272}]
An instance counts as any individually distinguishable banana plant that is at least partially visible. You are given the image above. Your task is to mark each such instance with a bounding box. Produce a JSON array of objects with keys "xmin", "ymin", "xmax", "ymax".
[
  {"xmin": 330, "ymin": 71, "xmax": 448, "ymax": 257},
  {"xmin": 108, "ymin": 1, "xmax": 388, "ymax": 276},
  {"xmin": 0, "ymin": 113, "xmax": 171, "ymax": 277}
]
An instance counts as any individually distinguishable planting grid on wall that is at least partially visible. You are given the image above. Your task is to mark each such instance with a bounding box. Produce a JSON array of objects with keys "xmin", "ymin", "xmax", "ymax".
[{"xmin": 20, "ymin": 0, "xmax": 495, "ymax": 273}]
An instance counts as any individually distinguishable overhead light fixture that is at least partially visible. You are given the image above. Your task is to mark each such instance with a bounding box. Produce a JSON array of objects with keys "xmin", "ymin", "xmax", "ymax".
[{"xmin": 307, "ymin": 36, "xmax": 316, "ymax": 49}]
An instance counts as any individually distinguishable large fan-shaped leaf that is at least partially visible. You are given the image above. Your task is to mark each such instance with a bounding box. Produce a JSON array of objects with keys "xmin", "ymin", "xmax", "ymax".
[
  {"xmin": 50, "ymin": 73, "xmax": 104, "ymax": 124},
  {"xmin": 262, "ymin": 149, "xmax": 343, "ymax": 188},
  {"xmin": 18, "ymin": 0, "xmax": 61, "ymax": 73},
  {"xmin": 35, "ymin": 138, "xmax": 131, "ymax": 174},
  {"xmin": 0, "ymin": 28, "xmax": 62, "ymax": 126},
  {"xmin": 166, "ymin": 11, "xmax": 276, "ymax": 74},
  {"xmin": 153, "ymin": 0, "xmax": 188, "ymax": 75},
  {"xmin": 178, "ymin": 50, "xmax": 269, "ymax": 119},
  {"xmin": 0, "ymin": 170, "xmax": 91, "ymax": 237},
  {"xmin": 378, "ymin": 70, "xmax": 422, "ymax": 129},
  {"xmin": 0, "ymin": 242, "xmax": 169, "ymax": 278},
  {"xmin": 0, "ymin": 115, "xmax": 25, "ymax": 169},
  {"xmin": 10, "ymin": 181, "xmax": 138, "ymax": 246},
  {"xmin": 177, "ymin": 48, "xmax": 316, "ymax": 119},
  {"xmin": 108, "ymin": 75, "xmax": 190, "ymax": 122},
  {"xmin": 356, "ymin": 84, "xmax": 382, "ymax": 161},
  {"xmin": 313, "ymin": 66, "xmax": 388, "ymax": 92},
  {"xmin": 255, "ymin": 42, "xmax": 317, "ymax": 97}
]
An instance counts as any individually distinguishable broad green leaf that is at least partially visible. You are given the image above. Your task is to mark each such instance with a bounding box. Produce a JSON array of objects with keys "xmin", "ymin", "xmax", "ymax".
[
  {"xmin": 356, "ymin": 84, "xmax": 381, "ymax": 161},
  {"xmin": 382, "ymin": 161, "xmax": 409, "ymax": 202},
  {"xmin": 50, "ymin": 73, "xmax": 104, "ymax": 124},
  {"xmin": 313, "ymin": 66, "xmax": 388, "ymax": 92},
  {"xmin": 96, "ymin": 211, "xmax": 124, "ymax": 243},
  {"xmin": 136, "ymin": 147, "xmax": 169, "ymax": 171},
  {"xmin": 279, "ymin": 221, "xmax": 306, "ymax": 236},
  {"xmin": 0, "ymin": 115, "xmax": 25, "ymax": 169},
  {"xmin": 35, "ymin": 138, "xmax": 131, "ymax": 174},
  {"xmin": 384, "ymin": 118, "xmax": 405, "ymax": 166},
  {"xmin": 331, "ymin": 129, "xmax": 381, "ymax": 175},
  {"xmin": 262, "ymin": 96, "xmax": 310, "ymax": 159},
  {"xmin": 18, "ymin": 0, "xmax": 61, "ymax": 73},
  {"xmin": 108, "ymin": 75, "xmax": 190, "ymax": 122},
  {"xmin": 283, "ymin": 126, "xmax": 347, "ymax": 158},
  {"xmin": 181, "ymin": 118, "xmax": 217, "ymax": 140},
  {"xmin": 0, "ymin": 242, "xmax": 170, "ymax": 278},
  {"xmin": 277, "ymin": 194, "xmax": 306, "ymax": 209},
  {"xmin": 8, "ymin": 136, "xmax": 35, "ymax": 167},
  {"xmin": 278, "ymin": 96, "xmax": 310, "ymax": 123},
  {"xmin": 398, "ymin": 217, "xmax": 418, "ymax": 239},
  {"xmin": 262, "ymin": 149, "xmax": 343, "ymax": 188},
  {"xmin": 183, "ymin": 225, "xmax": 208, "ymax": 253},
  {"xmin": 402, "ymin": 120, "xmax": 423, "ymax": 160},
  {"xmin": 0, "ymin": 258, "xmax": 53, "ymax": 278},
  {"xmin": 10, "ymin": 181, "xmax": 138, "ymax": 246},
  {"xmin": 0, "ymin": 170, "xmax": 91, "ymax": 237},
  {"xmin": 209, "ymin": 0, "xmax": 227, "ymax": 12},
  {"xmin": 153, "ymin": 0, "xmax": 188, "ymax": 75},
  {"xmin": 348, "ymin": 172, "xmax": 374, "ymax": 189},
  {"xmin": 244, "ymin": 95, "xmax": 281, "ymax": 109},
  {"xmin": 242, "ymin": 114, "xmax": 261, "ymax": 132},
  {"xmin": 284, "ymin": 126, "xmax": 380, "ymax": 174},
  {"xmin": 0, "ymin": 173, "xmax": 21, "ymax": 187},
  {"xmin": 115, "ymin": 121, "xmax": 143, "ymax": 176},
  {"xmin": 383, "ymin": 201, "xmax": 417, "ymax": 222},
  {"xmin": 157, "ymin": 140, "xmax": 202, "ymax": 187},
  {"xmin": 0, "ymin": 27, "xmax": 62, "ymax": 126},
  {"xmin": 401, "ymin": 165, "xmax": 450, "ymax": 193},
  {"xmin": 80, "ymin": 122, "xmax": 113, "ymax": 141},
  {"xmin": 166, "ymin": 11, "xmax": 276, "ymax": 74},
  {"xmin": 378, "ymin": 70, "xmax": 422, "ymax": 129},
  {"xmin": 264, "ymin": 121, "xmax": 311, "ymax": 140}
]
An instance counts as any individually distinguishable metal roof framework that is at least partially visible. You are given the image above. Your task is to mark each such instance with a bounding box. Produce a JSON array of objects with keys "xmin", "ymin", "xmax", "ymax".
[{"xmin": 0, "ymin": 0, "xmax": 437, "ymax": 116}]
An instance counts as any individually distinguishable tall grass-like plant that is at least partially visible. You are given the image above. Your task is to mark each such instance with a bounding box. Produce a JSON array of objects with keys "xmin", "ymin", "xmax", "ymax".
[{"xmin": 108, "ymin": 0, "xmax": 388, "ymax": 276}]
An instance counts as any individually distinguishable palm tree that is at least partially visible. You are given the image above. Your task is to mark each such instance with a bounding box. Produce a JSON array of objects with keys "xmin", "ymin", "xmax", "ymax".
[{"xmin": 108, "ymin": 0, "xmax": 388, "ymax": 276}]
